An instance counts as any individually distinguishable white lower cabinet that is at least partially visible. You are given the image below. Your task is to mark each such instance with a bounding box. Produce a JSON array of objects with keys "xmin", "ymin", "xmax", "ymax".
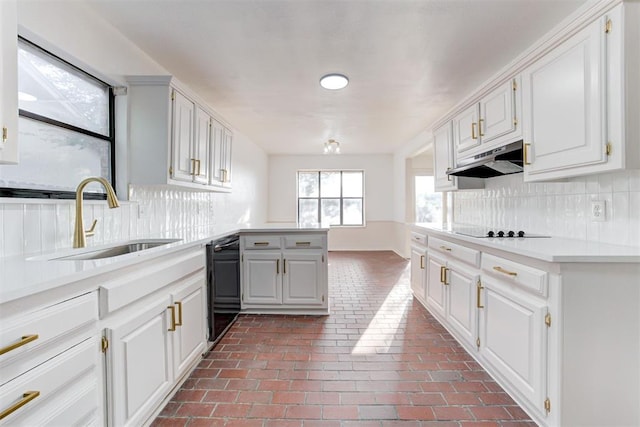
[
  {"xmin": 479, "ymin": 276, "xmax": 548, "ymax": 416},
  {"xmin": 409, "ymin": 232, "xmax": 428, "ymax": 304},
  {"xmin": 425, "ymin": 253, "xmax": 447, "ymax": 319},
  {"xmin": 240, "ymin": 233, "xmax": 329, "ymax": 314},
  {"xmin": 101, "ymin": 246, "xmax": 207, "ymax": 427}
]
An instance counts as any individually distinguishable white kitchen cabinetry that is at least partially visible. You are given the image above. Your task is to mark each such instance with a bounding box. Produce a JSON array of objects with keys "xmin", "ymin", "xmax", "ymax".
[
  {"xmin": 210, "ymin": 119, "xmax": 232, "ymax": 187},
  {"xmin": 433, "ymin": 122, "xmax": 483, "ymax": 192},
  {"xmin": 240, "ymin": 233, "xmax": 328, "ymax": 314},
  {"xmin": 454, "ymin": 78, "xmax": 520, "ymax": 156},
  {"xmin": 0, "ymin": 0, "xmax": 18, "ymax": 164},
  {"xmin": 409, "ymin": 232, "xmax": 427, "ymax": 304},
  {"xmin": 0, "ymin": 292, "xmax": 102, "ymax": 426},
  {"xmin": 522, "ymin": 4, "xmax": 639, "ymax": 180},
  {"xmin": 127, "ymin": 76, "xmax": 232, "ymax": 191},
  {"xmin": 101, "ymin": 246, "xmax": 207, "ymax": 427}
]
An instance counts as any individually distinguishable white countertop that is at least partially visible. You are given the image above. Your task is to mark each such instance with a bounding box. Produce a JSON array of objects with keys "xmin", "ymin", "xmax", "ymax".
[
  {"xmin": 0, "ymin": 223, "xmax": 328, "ymax": 305},
  {"xmin": 413, "ymin": 223, "xmax": 640, "ymax": 263}
]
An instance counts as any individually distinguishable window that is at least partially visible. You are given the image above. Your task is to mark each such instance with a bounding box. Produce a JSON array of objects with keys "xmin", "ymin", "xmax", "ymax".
[
  {"xmin": 297, "ymin": 170, "xmax": 364, "ymax": 227},
  {"xmin": 0, "ymin": 37, "xmax": 115, "ymax": 199},
  {"xmin": 415, "ymin": 175, "xmax": 443, "ymax": 224}
]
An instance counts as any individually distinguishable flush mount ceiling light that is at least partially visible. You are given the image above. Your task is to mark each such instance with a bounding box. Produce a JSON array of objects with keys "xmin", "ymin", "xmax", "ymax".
[
  {"xmin": 319, "ymin": 74, "xmax": 349, "ymax": 90},
  {"xmin": 324, "ymin": 139, "xmax": 341, "ymax": 154}
]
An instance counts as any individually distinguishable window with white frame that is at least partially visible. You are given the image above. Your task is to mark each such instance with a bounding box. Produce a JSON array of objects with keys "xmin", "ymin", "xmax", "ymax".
[
  {"xmin": 0, "ymin": 37, "xmax": 115, "ymax": 199},
  {"xmin": 297, "ymin": 170, "xmax": 364, "ymax": 227}
]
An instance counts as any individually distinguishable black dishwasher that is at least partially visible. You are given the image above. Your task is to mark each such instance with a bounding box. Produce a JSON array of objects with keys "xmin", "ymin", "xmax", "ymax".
[{"xmin": 206, "ymin": 235, "xmax": 240, "ymax": 343}]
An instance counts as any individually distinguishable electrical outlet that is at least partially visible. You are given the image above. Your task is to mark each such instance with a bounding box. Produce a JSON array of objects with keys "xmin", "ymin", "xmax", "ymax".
[{"xmin": 591, "ymin": 200, "xmax": 606, "ymax": 222}]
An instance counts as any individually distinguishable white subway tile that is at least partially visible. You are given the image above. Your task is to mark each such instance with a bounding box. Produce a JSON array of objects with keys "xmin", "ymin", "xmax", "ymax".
[
  {"xmin": 24, "ymin": 205, "xmax": 41, "ymax": 255},
  {"xmin": 3, "ymin": 204, "xmax": 24, "ymax": 256}
]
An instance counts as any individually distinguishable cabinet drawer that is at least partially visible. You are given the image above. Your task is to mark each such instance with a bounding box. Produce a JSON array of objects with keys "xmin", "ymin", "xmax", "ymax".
[
  {"xmin": 0, "ymin": 292, "xmax": 98, "ymax": 383},
  {"xmin": 0, "ymin": 338, "xmax": 100, "ymax": 426},
  {"xmin": 429, "ymin": 237, "xmax": 480, "ymax": 267},
  {"xmin": 243, "ymin": 236, "xmax": 281, "ymax": 250},
  {"xmin": 481, "ymin": 253, "xmax": 548, "ymax": 297},
  {"xmin": 283, "ymin": 235, "xmax": 324, "ymax": 249},
  {"xmin": 410, "ymin": 232, "xmax": 427, "ymax": 247}
]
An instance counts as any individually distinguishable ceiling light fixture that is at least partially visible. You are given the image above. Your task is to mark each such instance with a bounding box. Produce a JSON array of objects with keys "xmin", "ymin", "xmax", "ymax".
[
  {"xmin": 324, "ymin": 139, "xmax": 340, "ymax": 154},
  {"xmin": 320, "ymin": 74, "xmax": 349, "ymax": 90}
]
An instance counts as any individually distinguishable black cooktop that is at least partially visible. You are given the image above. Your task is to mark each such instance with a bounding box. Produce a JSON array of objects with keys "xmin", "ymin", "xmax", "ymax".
[{"xmin": 449, "ymin": 225, "xmax": 550, "ymax": 239}]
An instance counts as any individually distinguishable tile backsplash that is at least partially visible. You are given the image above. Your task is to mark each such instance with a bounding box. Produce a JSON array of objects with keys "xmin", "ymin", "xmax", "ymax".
[
  {"xmin": 0, "ymin": 185, "xmax": 251, "ymax": 257},
  {"xmin": 453, "ymin": 170, "xmax": 640, "ymax": 247}
]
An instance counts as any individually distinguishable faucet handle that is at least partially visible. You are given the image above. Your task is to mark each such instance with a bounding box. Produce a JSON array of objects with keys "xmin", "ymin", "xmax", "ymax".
[{"xmin": 85, "ymin": 219, "xmax": 98, "ymax": 237}]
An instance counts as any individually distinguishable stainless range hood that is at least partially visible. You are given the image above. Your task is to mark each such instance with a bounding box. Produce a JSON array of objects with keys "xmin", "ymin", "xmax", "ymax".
[{"xmin": 447, "ymin": 141, "xmax": 524, "ymax": 178}]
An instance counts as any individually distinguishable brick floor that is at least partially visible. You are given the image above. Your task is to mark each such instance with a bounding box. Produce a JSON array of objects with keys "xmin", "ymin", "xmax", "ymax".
[{"xmin": 153, "ymin": 251, "xmax": 536, "ymax": 426}]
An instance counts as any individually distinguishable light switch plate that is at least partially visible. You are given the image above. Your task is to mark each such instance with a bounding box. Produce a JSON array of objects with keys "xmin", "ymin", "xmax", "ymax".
[{"xmin": 590, "ymin": 200, "xmax": 606, "ymax": 222}]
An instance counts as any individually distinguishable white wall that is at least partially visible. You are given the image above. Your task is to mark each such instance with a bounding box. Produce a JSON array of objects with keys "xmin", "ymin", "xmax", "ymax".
[
  {"xmin": 268, "ymin": 154, "xmax": 396, "ymax": 251},
  {"xmin": 0, "ymin": 1, "xmax": 268, "ymax": 257}
]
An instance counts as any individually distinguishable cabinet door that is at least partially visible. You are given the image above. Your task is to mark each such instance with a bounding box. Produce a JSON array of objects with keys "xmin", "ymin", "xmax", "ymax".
[
  {"xmin": 410, "ymin": 245, "xmax": 427, "ymax": 303},
  {"xmin": 522, "ymin": 17, "xmax": 606, "ymax": 180},
  {"xmin": 425, "ymin": 253, "xmax": 447, "ymax": 319},
  {"xmin": 209, "ymin": 118, "xmax": 225, "ymax": 184},
  {"xmin": 106, "ymin": 297, "xmax": 173, "ymax": 427},
  {"xmin": 480, "ymin": 79, "xmax": 517, "ymax": 145},
  {"xmin": 171, "ymin": 273, "xmax": 207, "ymax": 380},
  {"xmin": 242, "ymin": 252, "xmax": 282, "ymax": 305},
  {"xmin": 479, "ymin": 278, "xmax": 548, "ymax": 414},
  {"xmin": 171, "ymin": 89, "xmax": 195, "ymax": 182},
  {"xmin": 433, "ymin": 123, "xmax": 457, "ymax": 191},
  {"xmin": 446, "ymin": 262, "xmax": 478, "ymax": 350},
  {"xmin": 193, "ymin": 107, "xmax": 210, "ymax": 184},
  {"xmin": 0, "ymin": 0, "xmax": 18, "ymax": 164},
  {"xmin": 282, "ymin": 251, "xmax": 325, "ymax": 306},
  {"xmin": 221, "ymin": 128, "xmax": 233, "ymax": 186},
  {"xmin": 453, "ymin": 104, "xmax": 480, "ymax": 154}
]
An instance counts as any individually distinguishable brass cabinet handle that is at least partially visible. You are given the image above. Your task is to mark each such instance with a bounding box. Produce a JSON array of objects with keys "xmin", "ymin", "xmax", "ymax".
[
  {"xmin": 253, "ymin": 242, "xmax": 269, "ymax": 246},
  {"xmin": 524, "ymin": 143, "xmax": 531, "ymax": 165},
  {"xmin": 420, "ymin": 255, "xmax": 425, "ymax": 269},
  {"xmin": 283, "ymin": 259, "xmax": 287, "ymax": 274},
  {"xmin": 168, "ymin": 306, "xmax": 177, "ymax": 331},
  {"xmin": 2, "ymin": 127, "xmax": 7, "ymax": 143},
  {"xmin": 471, "ymin": 122, "xmax": 478, "ymax": 140},
  {"xmin": 295, "ymin": 242, "xmax": 311, "ymax": 246},
  {"xmin": 276, "ymin": 259, "xmax": 280, "ymax": 274},
  {"xmin": 175, "ymin": 301, "xmax": 183, "ymax": 326},
  {"xmin": 0, "ymin": 391, "xmax": 40, "ymax": 420},
  {"xmin": 479, "ymin": 118, "xmax": 485, "ymax": 136},
  {"xmin": 493, "ymin": 266, "xmax": 518, "ymax": 277},
  {"xmin": 440, "ymin": 266, "xmax": 449, "ymax": 285},
  {"xmin": 440, "ymin": 245, "xmax": 452, "ymax": 252},
  {"xmin": 476, "ymin": 280, "xmax": 485, "ymax": 309},
  {"xmin": 196, "ymin": 159, "xmax": 201, "ymax": 176},
  {"xmin": 190, "ymin": 158, "xmax": 197, "ymax": 176},
  {"xmin": 446, "ymin": 167, "xmax": 453, "ymax": 182},
  {"xmin": 0, "ymin": 334, "xmax": 39, "ymax": 356}
]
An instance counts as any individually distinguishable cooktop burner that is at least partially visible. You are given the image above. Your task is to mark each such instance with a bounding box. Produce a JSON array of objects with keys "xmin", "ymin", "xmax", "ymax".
[{"xmin": 449, "ymin": 225, "xmax": 550, "ymax": 238}]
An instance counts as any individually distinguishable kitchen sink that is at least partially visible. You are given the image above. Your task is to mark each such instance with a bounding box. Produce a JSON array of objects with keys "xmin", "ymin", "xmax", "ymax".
[{"xmin": 51, "ymin": 238, "xmax": 182, "ymax": 260}]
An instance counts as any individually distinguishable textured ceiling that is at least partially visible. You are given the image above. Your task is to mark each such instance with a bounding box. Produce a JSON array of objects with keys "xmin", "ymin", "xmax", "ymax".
[{"xmin": 87, "ymin": 0, "xmax": 586, "ymax": 155}]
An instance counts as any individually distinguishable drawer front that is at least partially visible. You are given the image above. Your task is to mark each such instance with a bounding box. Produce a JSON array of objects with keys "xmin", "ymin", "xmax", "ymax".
[
  {"xmin": 243, "ymin": 236, "xmax": 282, "ymax": 250},
  {"xmin": 283, "ymin": 235, "xmax": 324, "ymax": 249},
  {"xmin": 410, "ymin": 232, "xmax": 427, "ymax": 247},
  {"xmin": 429, "ymin": 236, "xmax": 480, "ymax": 267},
  {"xmin": 481, "ymin": 253, "xmax": 548, "ymax": 297},
  {"xmin": 0, "ymin": 337, "xmax": 100, "ymax": 426},
  {"xmin": 0, "ymin": 292, "xmax": 98, "ymax": 382}
]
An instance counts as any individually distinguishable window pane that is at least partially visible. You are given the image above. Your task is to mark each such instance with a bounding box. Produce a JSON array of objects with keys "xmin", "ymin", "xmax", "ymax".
[
  {"xmin": 18, "ymin": 40, "xmax": 110, "ymax": 136},
  {"xmin": 415, "ymin": 176, "xmax": 442, "ymax": 223},
  {"xmin": 298, "ymin": 199, "xmax": 319, "ymax": 226},
  {"xmin": 298, "ymin": 172, "xmax": 319, "ymax": 197},
  {"xmin": 320, "ymin": 172, "xmax": 340, "ymax": 197},
  {"xmin": 0, "ymin": 118, "xmax": 111, "ymax": 193},
  {"xmin": 342, "ymin": 172, "xmax": 363, "ymax": 197},
  {"xmin": 343, "ymin": 198, "xmax": 363, "ymax": 225},
  {"xmin": 321, "ymin": 199, "xmax": 340, "ymax": 226}
]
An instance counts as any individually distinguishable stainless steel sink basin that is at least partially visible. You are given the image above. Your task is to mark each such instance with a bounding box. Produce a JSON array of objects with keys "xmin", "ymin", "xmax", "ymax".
[{"xmin": 52, "ymin": 238, "xmax": 182, "ymax": 260}]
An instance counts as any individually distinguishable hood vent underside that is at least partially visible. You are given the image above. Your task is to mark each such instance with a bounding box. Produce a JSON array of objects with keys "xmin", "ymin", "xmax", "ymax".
[{"xmin": 447, "ymin": 141, "xmax": 524, "ymax": 178}]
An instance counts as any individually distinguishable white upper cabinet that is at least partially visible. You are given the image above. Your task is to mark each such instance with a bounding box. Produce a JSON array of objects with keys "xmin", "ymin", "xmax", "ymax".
[
  {"xmin": 434, "ymin": 122, "xmax": 483, "ymax": 192},
  {"xmin": 0, "ymin": 0, "xmax": 18, "ymax": 164},
  {"xmin": 523, "ymin": 4, "xmax": 639, "ymax": 181},
  {"xmin": 127, "ymin": 76, "xmax": 233, "ymax": 192},
  {"xmin": 454, "ymin": 78, "xmax": 520, "ymax": 157}
]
